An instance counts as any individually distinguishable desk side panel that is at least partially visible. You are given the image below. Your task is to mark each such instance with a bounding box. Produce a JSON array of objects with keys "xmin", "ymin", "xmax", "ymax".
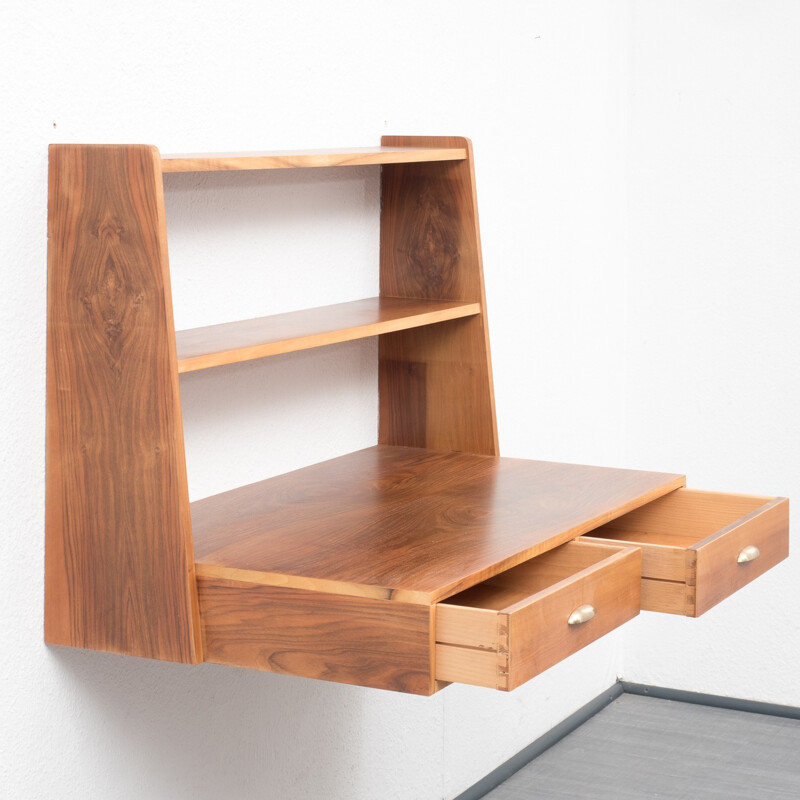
[
  {"xmin": 379, "ymin": 135, "xmax": 498, "ymax": 455},
  {"xmin": 45, "ymin": 144, "xmax": 200, "ymax": 662}
]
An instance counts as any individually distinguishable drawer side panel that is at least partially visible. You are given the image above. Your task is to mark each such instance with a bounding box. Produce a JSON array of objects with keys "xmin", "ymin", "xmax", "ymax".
[
  {"xmin": 436, "ymin": 603, "xmax": 502, "ymax": 649},
  {"xmin": 641, "ymin": 578, "xmax": 695, "ymax": 615},
  {"xmin": 435, "ymin": 643, "xmax": 509, "ymax": 690}
]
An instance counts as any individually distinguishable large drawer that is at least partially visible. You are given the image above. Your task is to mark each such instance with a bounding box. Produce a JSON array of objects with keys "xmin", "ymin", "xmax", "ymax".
[
  {"xmin": 581, "ymin": 489, "xmax": 789, "ymax": 616},
  {"xmin": 434, "ymin": 541, "xmax": 641, "ymax": 691}
]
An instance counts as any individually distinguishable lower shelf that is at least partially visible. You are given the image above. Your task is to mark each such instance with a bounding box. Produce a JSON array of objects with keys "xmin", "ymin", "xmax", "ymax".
[{"xmin": 175, "ymin": 297, "xmax": 482, "ymax": 373}]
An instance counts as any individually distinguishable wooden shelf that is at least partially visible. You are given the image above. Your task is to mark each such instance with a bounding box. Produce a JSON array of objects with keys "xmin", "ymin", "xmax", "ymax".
[
  {"xmin": 192, "ymin": 445, "xmax": 685, "ymax": 604},
  {"xmin": 175, "ymin": 297, "xmax": 481, "ymax": 373},
  {"xmin": 46, "ymin": 138, "xmax": 789, "ymax": 694},
  {"xmin": 161, "ymin": 146, "xmax": 467, "ymax": 173}
]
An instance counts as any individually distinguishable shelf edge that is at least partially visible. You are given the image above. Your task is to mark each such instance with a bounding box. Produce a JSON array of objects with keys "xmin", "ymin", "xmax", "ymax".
[
  {"xmin": 194, "ymin": 564, "xmax": 433, "ymax": 605},
  {"xmin": 176, "ymin": 300, "xmax": 482, "ymax": 373},
  {"xmin": 161, "ymin": 147, "xmax": 468, "ymax": 173}
]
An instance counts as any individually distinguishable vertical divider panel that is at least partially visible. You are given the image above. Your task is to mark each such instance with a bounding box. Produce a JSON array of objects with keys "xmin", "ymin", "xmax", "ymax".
[
  {"xmin": 45, "ymin": 144, "xmax": 202, "ymax": 663},
  {"xmin": 378, "ymin": 136, "xmax": 498, "ymax": 455}
]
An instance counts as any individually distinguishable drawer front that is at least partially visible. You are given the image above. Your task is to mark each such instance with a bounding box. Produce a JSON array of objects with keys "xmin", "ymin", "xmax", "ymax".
[
  {"xmin": 581, "ymin": 490, "xmax": 789, "ymax": 617},
  {"xmin": 694, "ymin": 496, "xmax": 789, "ymax": 615},
  {"xmin": 435, "ymin": 542, "xmax": 641, "ymax": 691}
]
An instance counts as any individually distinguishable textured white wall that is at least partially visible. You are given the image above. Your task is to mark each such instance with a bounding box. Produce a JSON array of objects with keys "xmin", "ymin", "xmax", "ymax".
[
  {"xmin": 619, "ymin": 2, "xmax": 800, "ymax": 705},
  {"xmin": 3, "ymin": 1, "xmax": 794, "ymax": 798},
  {"xmin": 2, "ymin": 2, "xmax": 630, "ymax": 798}
]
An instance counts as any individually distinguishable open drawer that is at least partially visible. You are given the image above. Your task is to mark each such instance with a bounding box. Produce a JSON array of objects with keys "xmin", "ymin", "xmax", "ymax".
[
  {"xmin": 581, "ymin": 489, "xmax": 789, "ymax": 616},
  {"xmin": 434, "ymin": 541, "xmax": 641, "ymax": 691}
]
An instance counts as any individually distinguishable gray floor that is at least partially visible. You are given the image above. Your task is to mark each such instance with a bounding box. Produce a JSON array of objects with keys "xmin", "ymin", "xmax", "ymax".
[{"xmin": 483, "ymin": 694, "xmax": 800, "ymax": 799}]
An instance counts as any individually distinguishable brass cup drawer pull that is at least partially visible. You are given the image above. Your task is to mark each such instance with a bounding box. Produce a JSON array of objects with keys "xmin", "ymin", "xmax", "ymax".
[
  {"xmin": 737, "ymin": 545, "xmax": 761, "ymax": 564},
  {"xmin": 568, "ymin": 604, "xmax": 596, "ymax": 625}
]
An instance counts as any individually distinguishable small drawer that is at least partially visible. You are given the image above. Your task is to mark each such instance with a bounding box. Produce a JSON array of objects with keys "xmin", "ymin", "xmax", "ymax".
[
  {"xmin": 581, "ymin": 489, "xmax": 789, "ymax": 616},
  {"xmin": 434, "ymin": 541, "xmax": 641, "ymax": 691}
]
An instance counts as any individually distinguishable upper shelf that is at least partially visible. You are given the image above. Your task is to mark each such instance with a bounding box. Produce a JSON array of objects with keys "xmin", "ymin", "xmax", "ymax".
[
  {"xmin": 191, "ymin": 445, "xmax": 685, "ymax": 604},
  {"xmin": 160, "ymin": 146, "xmax": 467, "ymax": 173},
  {"xmin": 176, "ymin": 297, "xmax": 481, "ymax": 373}
]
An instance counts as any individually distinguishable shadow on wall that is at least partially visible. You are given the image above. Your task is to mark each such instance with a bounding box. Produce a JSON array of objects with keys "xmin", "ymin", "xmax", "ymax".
[{"xmin": 48, "ymin": 646, "xmax": 370, "ymax": 799}]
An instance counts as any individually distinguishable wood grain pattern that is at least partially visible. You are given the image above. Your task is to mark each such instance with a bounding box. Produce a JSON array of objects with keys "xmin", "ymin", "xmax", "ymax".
[
  {"xmin": 434, "ymin": 542, "xmax": 641, "ymax": 690},
  {"xmin": 379, "ymin": 136, "xmax": 498, "ymax": 455},
  {"xmin": 435, "ymin": 644, "xmax": 507, "ymax": 690},
  {"xmin": 442, "ymin": 540, "xmax": 630, "ymax": 611},
  {"xmin": 176, "ymin": 297, "xmax": 481, "ymax": 373},
  {"xmin": 161, "ymin": 146, "xmax": 467, "ymax": 172},
  {"xmin": 587, "ymin": 488, "xmax": 771, "ymax": 541},
  {"xmin": 506, "ymin": 546, "xmax": 640, "ymax": 689},
  {"xmin": 193, "ymin": 563, "xmax": 423, "ymax": 603},
  {"xmin": 694, "ymin": 497, "xmax": 789, "ymax": 616},
  {"xmin": 584, "ymin": 489, "xmax": 789, "ymax": 616},
  {"xmin": 434, "ymin": 541, "xmax": 625, "ymax": 649},
  {"xmin": 198, "ymin": 577, "xmax": 435, "ymax": 694},
  {"xmin": 640, "ymin": 578, "xmax": 695, "ymax": 615},
  {"xmin": 436, "ymin": 604, "xmax": 501, "ymax": 650},
  {"xmin": 580, "ymin": 535, "xmax": 692, "ymax": 582},
  {"xmin": 45, "ymin": 144, "xmax": 201, "ymax": 662},
  {"xmin": 192, "ymin": 445, "xmax": 684, "ymax": 603}
]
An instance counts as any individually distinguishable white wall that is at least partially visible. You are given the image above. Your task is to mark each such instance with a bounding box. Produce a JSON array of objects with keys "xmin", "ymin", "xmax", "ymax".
[
  {"xmin": 2, "ymin": 1, "xmax": 796, "ymax": 798},
  {"xmin": 619, "ymin": 1, "xmax": 800, "ymax": 705}
]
